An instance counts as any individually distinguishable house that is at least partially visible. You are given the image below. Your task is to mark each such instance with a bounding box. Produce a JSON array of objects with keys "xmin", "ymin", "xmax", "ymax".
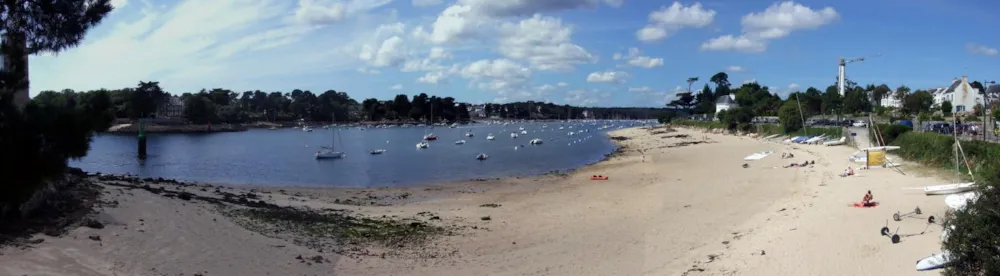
[
  {"xmin": 930, "ymin": 76, "xmax": 983, "ymax": 113},
  {"xmin": 156, "ymin": 95, "xmax": 184, "ymax": 118},
  {"xmin": 715, "ymin": 94, "xmax": 736, "ymax": 115},
  {"xmin": 878, "ymin": 91, "xmax": 902, "ymax": 108},
  {"xmin": 467, "ymin": 104, "xmax": 486, "ymax": 118},
  {"xmin": 985, "ymin": 84, "xmax": 1000, "ymax": 107}
]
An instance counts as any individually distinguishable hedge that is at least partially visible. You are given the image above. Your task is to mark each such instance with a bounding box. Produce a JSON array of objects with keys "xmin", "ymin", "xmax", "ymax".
[{"xmin": 672, "ymin": 120, "xmax": 843, "ymax": 138}]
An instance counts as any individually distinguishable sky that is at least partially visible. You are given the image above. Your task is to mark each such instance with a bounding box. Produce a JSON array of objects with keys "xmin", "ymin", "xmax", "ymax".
[{"xmin": 28, "ymin": 0, "xmax": 1000, "ymax": 107}]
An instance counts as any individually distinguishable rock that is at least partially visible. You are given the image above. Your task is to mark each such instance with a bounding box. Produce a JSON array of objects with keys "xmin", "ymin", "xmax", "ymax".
[
  {"xmin": 82, "ymin": 218, "xmax": 105, "ymax": 229},
  {"xmin": 88, "ymin": 235, "xmax": 101, "ymax": 241}
]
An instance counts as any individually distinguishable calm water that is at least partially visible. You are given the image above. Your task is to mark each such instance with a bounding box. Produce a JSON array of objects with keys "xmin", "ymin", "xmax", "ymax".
[{"xmin": 73, "ymin": 121, "xmax": 650, "ymax": 187}]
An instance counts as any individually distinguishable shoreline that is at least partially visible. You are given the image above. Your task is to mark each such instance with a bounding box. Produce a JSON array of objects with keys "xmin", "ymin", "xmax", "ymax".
[{"xmin": 1, "ymin": 125, "xmax": 951, "ymax": 275}]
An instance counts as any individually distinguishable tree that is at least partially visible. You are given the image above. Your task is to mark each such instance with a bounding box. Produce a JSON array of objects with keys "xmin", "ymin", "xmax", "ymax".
[
  {"xmin": 709, "ymin": 72, "xmax": 731, "ymax": 99},
  {"xmin": 0, "ymin": 0, "xmax": 115, "ymax": 218},
  {"xmin": 694, "ymin": 84, "xmax": 715, "ymax": 114},
  {"xmin": 717, "ymin": 107, "xmax": 754, "ymax": 132},
  {"xmin": 941, "ymin": 188, "xmax": 1000, "ymax": 276},
  {"xmin": 821, "ymin": 85, "xmax": 843, "ymax": 116},
  {"xmin": 1, "ymin": 0, "xmax": 114, "ymax": 108},
  {"xmin": 872, "ymin": 84, "xmax": 891, "ymax": 105},
  {"xmin": 895, "ymin": 85, "xmax": 911, "ymax": 103},
  {"xmin": 902, "ymin": 90, "xmax": 934, "ymax": 116},
  {"xmin": 941, "ymin": 101, "xmax": 953, "ymax": 117},
  {"xmin": 667, "ymin": 92, "xmax": 697, "ymax": 111},
  {"xmin": 183, "ymin": 94, "xmax": 217, "ymax": 124},
  {"xmin": 778, "ymin": 100, "xmax": 805, "ymax": 133}
]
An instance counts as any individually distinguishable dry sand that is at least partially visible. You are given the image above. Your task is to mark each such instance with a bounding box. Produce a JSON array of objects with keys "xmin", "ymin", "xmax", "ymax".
[{"xmin": 0, "ymin": 126, "xmax": 952, "ymax": 275}]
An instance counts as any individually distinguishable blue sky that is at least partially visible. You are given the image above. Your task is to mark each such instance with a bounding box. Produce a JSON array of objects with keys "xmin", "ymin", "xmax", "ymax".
[{"xmin": 28, "ymin": 0, "xmax": 1000, "ymax": 107}]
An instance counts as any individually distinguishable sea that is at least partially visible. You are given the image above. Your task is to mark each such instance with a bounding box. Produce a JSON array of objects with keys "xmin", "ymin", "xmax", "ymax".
[{"xmin": 72, "ymin": 121, "xmax": 652, "ymax": 187}]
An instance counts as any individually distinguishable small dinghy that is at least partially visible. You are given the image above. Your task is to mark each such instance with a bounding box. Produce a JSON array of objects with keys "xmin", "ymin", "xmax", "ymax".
[
  {"xmin": 922, "ymin": 182, "xmax": 976, "ymax": 196},
  {"xmin": 455, "ymin": 140, "xmax": 466, "ymax": 145},
  {"xmin": 370, "ymin": 149, "xmax": 386, "ymax": 155},
  {"xmin": 416, "ymin": 141, "xmax": 429, "ymax": 149},
  {"xmin": 743, "ymin": 151, "xmax": 774, "ymax": 161},
  {"xmin": 916, "ymin": 252, "xmax": 952, "ymax": 271},
  {"xmin": 530, "ymin": 138, "xmax": 543, "ymax": 145},
  {"xmin": 476, "ymin": 153, "xmax": 488, "ymax": 160}
]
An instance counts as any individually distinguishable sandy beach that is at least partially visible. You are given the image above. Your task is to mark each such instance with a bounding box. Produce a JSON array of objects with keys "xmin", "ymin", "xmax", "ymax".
[{"xmin": 0, "ymin": 126, "xmax": 952, "ymax": 275}]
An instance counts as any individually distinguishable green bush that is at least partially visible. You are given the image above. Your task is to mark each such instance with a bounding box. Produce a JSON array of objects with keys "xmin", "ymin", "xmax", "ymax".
[
  {"xmin": 777, "ymin": 101, "xmax": 803, "ymax": 133},
  {"xmin": 871, "ymin": 124, "xmax": 912, "ymax": 145}
]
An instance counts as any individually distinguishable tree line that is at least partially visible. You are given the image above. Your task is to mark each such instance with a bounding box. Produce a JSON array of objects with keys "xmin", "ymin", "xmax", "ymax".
[
  {"xmin": 34, "ymin": 85, "xmax": 670, "ymax": 126},
  {"xmin": 664, "ymin": 72, "xmax": 990, "ymax": 132}
]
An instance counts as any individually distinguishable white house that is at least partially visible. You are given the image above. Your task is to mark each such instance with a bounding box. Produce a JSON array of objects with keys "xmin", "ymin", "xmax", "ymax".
[
  {"xmin": 715, "ymin": 94, "xmax": 736, "ymax": 115},
  {"xmin": 930, "ymin": 76, "xmax": 982, "ymax": 113},
  {"xmin": 878, "ymin": 91, "xmax": 902, "ymax": 108}
]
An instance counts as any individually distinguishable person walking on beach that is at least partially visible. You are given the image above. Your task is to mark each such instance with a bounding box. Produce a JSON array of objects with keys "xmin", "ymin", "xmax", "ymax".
[{"xmin": 638, "ymin": 149, "xmax": 645, "ymax": 162}]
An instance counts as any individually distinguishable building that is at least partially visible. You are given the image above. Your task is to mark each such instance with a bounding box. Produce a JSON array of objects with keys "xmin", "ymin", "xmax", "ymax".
[
  {"xmin": 985, "ymin": 84, "xmax": 1000, "ymax": 107},
  {"xmin": 930, "ymin": 76, "xmax": 983, "ymax": 113},
  {"xmin": 715, "ymin": 94, "xmax": 736, "ymax": 115},
  {"xmin": 878, "ymin": 91, "xmax": 902, "ymax": 108},
  {"xmin": 156, "ymin": 96, "xmax": 185, "ymax": 118},
  {"xmin": 467, "ymin": 104, "xmax": 486, "ymax": 118}
]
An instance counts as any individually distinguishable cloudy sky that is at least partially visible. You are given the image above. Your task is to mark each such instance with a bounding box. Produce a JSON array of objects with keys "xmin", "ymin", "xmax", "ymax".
[{"xmin": 29, "ymin": 0, "xmax": 1000, "ymax": 107}]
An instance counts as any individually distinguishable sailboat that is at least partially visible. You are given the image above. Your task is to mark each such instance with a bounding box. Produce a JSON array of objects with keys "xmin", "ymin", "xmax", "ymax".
[
  {"xmin": 315, "ymin": 114, "xmax": 344, "ymax": 159},
  {"xmin": 905, "ymin": 116, "xmax": 977, "ymax": 195},
  {"xmin": 423, "ymin": 104, "xmax": 438, "ymax": 140}
]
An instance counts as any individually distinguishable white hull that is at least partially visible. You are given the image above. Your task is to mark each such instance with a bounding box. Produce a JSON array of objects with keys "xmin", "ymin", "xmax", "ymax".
[
  {"xmin": 925, "ymin": 182, "xmax": 976, "ymax": 195},
  {"xmin": 916, "ymin": 252, "xmax": 952, "ymax": 271},
  {"xmin": 416, "ymin": 142, "xmax": 429, "ymax": 149},
  {"xmin": 744, "ymin": 151, "xmax": 773, "ymax": 161},
  {"xmin": 530, "ymin": 138, "xmax": 543, "ymax": 145},
  {"xmin": 824, "ymin": 137, "xmax": 847, "ymax": 146},
  {"xmin": 455, "ymin": 140, "xmax": 466, "ymax": 145},
  {"xmin": 315, "ymin": 151, "xmax": 344, "ymax": 159}
]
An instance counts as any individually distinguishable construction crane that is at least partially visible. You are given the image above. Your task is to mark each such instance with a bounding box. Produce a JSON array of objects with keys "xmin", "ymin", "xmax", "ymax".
[{"xmin": 838, "ymin": 53, "xmax": 882, "ymax": 95}]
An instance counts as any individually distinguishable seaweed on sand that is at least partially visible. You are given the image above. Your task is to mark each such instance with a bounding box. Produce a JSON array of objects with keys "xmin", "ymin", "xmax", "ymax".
[{"xmin": 222, "ymin": 206, "xmax": 456, "ymax": 258}]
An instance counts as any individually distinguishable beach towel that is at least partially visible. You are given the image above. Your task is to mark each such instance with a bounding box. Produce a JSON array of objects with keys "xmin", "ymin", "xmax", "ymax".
[{"xmin": 850, "ymin": 202, "xmax": 879, "ymax": 208}]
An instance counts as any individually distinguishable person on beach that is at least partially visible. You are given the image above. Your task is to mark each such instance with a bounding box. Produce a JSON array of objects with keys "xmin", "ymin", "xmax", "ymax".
[
  {"xmin": 841, "ymin": 167, "xmax": 854, "ymax": 177},
  {"xmin": 862, "ymin": 190, "xmax": 875, "ymax": 207},
  {"xmin": 638, "ymin": 149, "xmax": 645, "ymax": 162}
]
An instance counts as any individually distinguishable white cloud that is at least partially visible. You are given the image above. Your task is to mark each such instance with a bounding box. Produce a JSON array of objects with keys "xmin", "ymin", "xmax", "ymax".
[
  {"xmin": 725, "ymin": 65, "xmax": 745, "ymax": 72},
  {"xmin": 417, "ymin": 71, "xmax": 449, "ymax": 84},
  {"xmin": 459, "ymin": 58, "xmax": 532, "ymax": 91},
  {"xmin": 701, "ymin": 1, "xmax": 838, "ymax": 52},
  {"xmin": 428, "ymin": 47, "xmax": 451, "ymax": 59},
  {"xmin": 292, "ymin": 0, "xmax": 392, "ymax": 26},
  {"xmin": 357, "ymin": 67, "xmax": 381, "ymax": 74},
  {"xmin": 390, "ymin": 84, "xmax": 403, "ymax": 89},
  {"xmin": 32, "ymin": 0, "xmax": 387, "ymax": 94},
  {"xmin": 497, "ymin": 15, "xmax": 595, "ymax": 71},
  {"xmin": 358, "ymin": 36, "xmax": 409, "ymax": 67},
  {"xmin": 536, "ymin": 84, "xmax": 557, "ymax": 92},
  {"xmin": 111, "ymin": 0, "xmax": 129, "ymax": 9},
  {"xmin": 564, "ymin": 89, "xmax": 608, "ymax": 106},
  {"xmin": 636, "ymin": 2, "xmax": 716, "ymax": 42},
  {"xmin": 459, "ymin": 0, "xmax": 618, "ymax": 18},
  {"xmin": 613, "ymin": 47, "xmax": 663, "ymax": 68},
  {"xmin": 412, "ymin": 0, "xmax": 443, "ymax": 7},
  {"xmin": 743, "ymin": 78, "xmax": 757, "ymax": 84},
  {"xmin": 586, "ymin": 71, "xmax": 629, "ymax": 83},
  {"xmin": 967, "ymin": 43, "xmax": 998, "ymax": 56},
  {"xmin": 628, "ymin": 86, "xmax": 651, "ymax": 92}
]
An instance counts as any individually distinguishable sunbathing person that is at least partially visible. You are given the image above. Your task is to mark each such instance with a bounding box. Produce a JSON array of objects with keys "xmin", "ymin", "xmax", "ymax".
[{"xmin": 862, "ymin": 190, "xmax": 875, "ymax": 206}]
